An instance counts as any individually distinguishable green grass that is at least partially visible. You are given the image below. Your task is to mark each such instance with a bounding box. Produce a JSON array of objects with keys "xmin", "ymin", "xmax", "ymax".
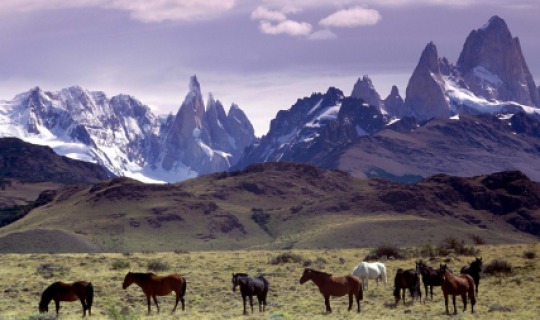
[{"xmin": 0, "ymin": 244, "xmax": 537, "ymax": 319}]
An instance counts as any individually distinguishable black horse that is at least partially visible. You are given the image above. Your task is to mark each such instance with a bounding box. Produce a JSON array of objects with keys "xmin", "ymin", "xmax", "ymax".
[
  {"xmin": 231, "ymin": 273, "xmax": 269, "ymax": 315},
  {"xmin": 394, "ymin": 268, "xmax": 421, "ymax": 305},
  {"xmin": 460, "ymin": 257, "xmax": 482, "ymax": 296},
  {"xmin": 416, "ymin": 260, "xmax": 444, "ymax": 302}
]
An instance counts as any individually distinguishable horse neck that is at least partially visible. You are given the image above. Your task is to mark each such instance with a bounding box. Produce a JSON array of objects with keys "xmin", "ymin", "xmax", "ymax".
[
  {"xmin": 308, "ymin": 273, "xmax": 330, "ymax": 287},
  {"xmin": 130, "ymin": 273, "xmax": 148, "ymax": 286},
  {"xmin": 39, "ymin": 288, "xmax": 53, "ymax": 308}
]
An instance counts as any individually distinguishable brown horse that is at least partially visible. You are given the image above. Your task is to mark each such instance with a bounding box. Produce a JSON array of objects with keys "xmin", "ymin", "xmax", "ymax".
[
  {"xmin": 299, "ymin": 268, "xmax": 363, "ymax": 314},
  {"xmin": 39, "ymin": 281, "xmax": 93, "ymax": 317},
  {"xmin": 122, "ymin": 272, "xmax": 187, "ymax": 314},
  {"xmin": 394, "ymin": 268, "xmax": 421, "ymax": 305},
  {"xmin": 440, "ymin": 264, "xmax": 476, "ymax": 315},
  {"xmin": 460, "ymin": 257, "xmax": 482, "ymax": 296}
]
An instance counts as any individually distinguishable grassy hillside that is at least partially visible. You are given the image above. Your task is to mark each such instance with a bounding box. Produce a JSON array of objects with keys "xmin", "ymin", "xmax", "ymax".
[
  {"xmin": 0, "ymin": 244, "xmax": 537, "ymax": 319},
  {"xmin": 0, "ymin": 163, "xmax": 537, "ymax": 253}
]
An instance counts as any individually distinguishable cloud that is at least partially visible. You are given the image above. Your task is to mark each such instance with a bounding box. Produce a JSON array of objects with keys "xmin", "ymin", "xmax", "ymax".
[
  {"xmin": 0, "ymin": 0, "xmax": 237, "ymax": 22},
  {"xmin": 259, "ymin": 20, "xmax": 312, "ymax": 37},
  {"xmin": 308, "ymin": 29, "xmax": 337, "ymax": 40},
  {"xmin": 250, "ymin": 6, "xmax": 287, "ymax": 21},
  {"xmin": 320, "ymin": 7, "xmax": 381, "ymax": 28}
]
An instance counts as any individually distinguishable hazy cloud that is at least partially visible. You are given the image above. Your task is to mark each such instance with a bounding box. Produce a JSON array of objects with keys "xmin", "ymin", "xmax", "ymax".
[
  {"xmin": 259, "ymin": 20, "xmax": 312, "ymax": 37},
  {"xmin": 320, "ymin": 7, "xmax": 381, "ymax": 28},
  {"xmin": 250, "ymin": 6, "xmax": 287, "ymax": 22},
  {"xmin": 0, "ymin": 0, "xmax": 237, "ymax": 22},
  {"xmin": 308, "ymin": 29, "xmax": 338, "ymax": 40}
]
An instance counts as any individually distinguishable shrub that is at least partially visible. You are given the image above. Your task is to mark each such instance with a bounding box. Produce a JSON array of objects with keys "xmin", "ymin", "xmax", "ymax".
[
  {"xmin": 269, "ymin": 252, "xmax": 303, "ymax": 265},
  {"xmin": 364, "ymin": 245, "xmax": 405, "ymax": 261},
  {"xmin": 488, "ymin": 303, "xmax": 512, "ymax": 312},
  {"xmin": 174, "ymin": 249, "xmax": 190, "ymax": 254},
  {"xmin": 470, "ymin": 234, "xmax": 486, "ymax": 245},
  {"xmin": 438, "ymin": 237, "xmax": 479, "ymax": 256},
  {"xmin": 147, "ymin": 260, "xmax": 169, "ymax": 272},
  {"xmin": 523, "ymin": 250, "xmax": 536, "ymax": 259},
  {"xmin": 484, "ymin": 259, "xmax": 512, "ymax": 275},
  {"xmin": 111, "ymin": 260, "xmax": 130, "ymax": 270}
]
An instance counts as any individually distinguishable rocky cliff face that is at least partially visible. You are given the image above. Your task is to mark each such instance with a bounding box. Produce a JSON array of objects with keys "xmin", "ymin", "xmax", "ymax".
[
  {"xmin": 351, "ymin": 75, "xmax": 385, "ymax": 113},
  {"xmin": 457, "ymin": 16, "xmax": 540, "ymax": 107},
  {"xmin": 405, "ymin": 42, "xmax": 451, "ymax": 120},
  {"xmin": 405, "ymin": 16, "xmax": 540, "ymax": 121},
  {"xmin": 383, "ymin": 85, "xmax": 405, "ymax": 118},
  {"xmin": 0, "ymin": 77, "xmax": 256, "ymax": 182}
]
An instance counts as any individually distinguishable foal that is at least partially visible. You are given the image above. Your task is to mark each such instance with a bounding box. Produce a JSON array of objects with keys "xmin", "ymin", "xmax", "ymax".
[{"xmin": 394, "ymin": 268, "xmax": 421, "ymax": 305}]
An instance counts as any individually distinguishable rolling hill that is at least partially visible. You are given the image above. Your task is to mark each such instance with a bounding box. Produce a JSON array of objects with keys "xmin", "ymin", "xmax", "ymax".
[{"xmin": 0, "ymin": 162, "xmax": 537, "ymax": 253}]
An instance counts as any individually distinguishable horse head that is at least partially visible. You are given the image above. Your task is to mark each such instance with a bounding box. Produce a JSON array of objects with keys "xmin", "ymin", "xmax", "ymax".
[
  {"xmin": 122, "ymin": 272, "xmax": 134, "ymax": 290},
  {"xmin": 38, "ymin": 302, "xmax": 48, "ymax": 313},
  {"xmin": 472, "ymin": 257, "xmax": 483, "ymax": 271},
  {"xmin": 299, "ymin": 268, "xmax": 312, "ymax": 284},
  {"xmin": 231, "ymin": 273, "xmax": 239, "ymax": 292}
]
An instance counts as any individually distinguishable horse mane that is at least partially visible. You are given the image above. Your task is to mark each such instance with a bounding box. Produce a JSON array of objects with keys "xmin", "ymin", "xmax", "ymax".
[
  {"xmin": 307, "ymin": 268, "xmax": 332, "ymax": 277},
  {"xmin": 234, "ymin": 273, "xmax": 249, "ymax": 277}
]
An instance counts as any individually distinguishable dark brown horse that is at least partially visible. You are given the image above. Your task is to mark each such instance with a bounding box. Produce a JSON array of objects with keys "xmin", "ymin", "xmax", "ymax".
[
  {"xmin": 460, "ymin": 257, "xmax": 482, "ymax": 296},
  {"xmin": 39, "ymin": 281, "xmax": 93, "ymax": 317},
  {"xmin": 440, "ymin": 264, "xmax": 476, "ymax": 315},
  {"xmin": 416, "ymin": 260, "xmax": 443, "ymax": 302},
  {"xmin": 299, "ymin": 268, "xmax": 363, "ymax": 314},
  {"xmin": 122, "ymin": 272, "xmax": 187, "ymax": 314},
  {"xmin": 232, "ymin": 273, "xmax": 269, "ymax": 315},
  {"xmin": 394, "ymin": 268, "xmax": 421, "ymax": 305}
]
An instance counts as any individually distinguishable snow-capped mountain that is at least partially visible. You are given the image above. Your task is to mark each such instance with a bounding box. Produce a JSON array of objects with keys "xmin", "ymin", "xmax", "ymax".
[
  {"xmin": 405, "ymin": 15, "xmax": 540, "ymax": 120},
  {"xmin": 234, "ymin": 15, "xmax": 540, "ymax": 181},
  {"xmin": 0, "ymin": 76, "xmax": 255, "ymax": 183}
]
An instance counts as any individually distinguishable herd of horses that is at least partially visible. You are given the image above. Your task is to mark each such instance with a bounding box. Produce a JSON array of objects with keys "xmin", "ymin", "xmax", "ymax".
[{"xmin": 37, "ymin": 257, "xmax": 483, "ymax": 317}]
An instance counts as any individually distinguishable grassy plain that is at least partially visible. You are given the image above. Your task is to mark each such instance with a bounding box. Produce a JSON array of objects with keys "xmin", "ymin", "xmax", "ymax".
[{"xmin": 0, "ymin": 243, "xmax": 537, "ymax": 320}]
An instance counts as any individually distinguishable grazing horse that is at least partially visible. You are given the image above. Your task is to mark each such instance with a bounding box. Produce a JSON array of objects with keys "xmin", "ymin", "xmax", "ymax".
[
  {"xmin": 416, "ymin": 260, "xmax": 443, "ymax": 302},
  {"xmin": 352, "ymin": 261, "xmax": 387, "ymax": 291},
  {"xmin": 122, "ymin": 272, "xmax": 187, "ymax": 314},
  {"xmin": 440, "ymin": 264, "xmax": 476, "ymax": 315},
  {"xmin": 460, "ymin": 257, "xmax": 482, "ymax": 296},
  {"xmin": 39, "ymin": 281, "xmax": 93, "ymax": 317},
  {"xmin": 231, "ymin": 273, "xmax": 269, "ymax": 315},
  {"xmin": 299, "ymin": 268, "xmax": 363, "ymax": 314},
  {"xmin": 394, "ymin": 269, "xmax": 421, "ymax": 305}
]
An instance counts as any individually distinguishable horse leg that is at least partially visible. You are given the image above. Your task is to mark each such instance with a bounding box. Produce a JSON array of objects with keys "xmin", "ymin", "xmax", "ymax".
[
  {"xmin": 152, "ymin": 295, "xmax": 160, "ymax": 313},
  {"xmin": 461, "ymin": 293, "xmax": 467, "ymax": 312},
  {"xmin": 172, "ymin": 293, "xmax": 179, "ymax": 313},
  {"xmin": 242, "ymin": 295, "xmax": 248, "ymax": 315},
  {"xmin": 146, "ymin": 295, "xmax": 151, "ymax": 314},
  {"xmin": 55, "ymin": 300, "xmax": 60, "ymax": 315},
  {"xmin": 257, "ymin": 295, "xmax": 262, "ymax": 312},
  {"xmin": 348, "ymin": 292, "xmax": 353, "ymax": 311},
  {"xmin": 430, "ymin": 285, "xmax": 433, "ymax": 301},
  {"xmin": 324, "ymin": 295, "xmax": 332, "ymax": 314},
  {"xmin": 80, "ymin": 298, "xmax": 87, "ymax": 317},
  {"xmin": 423, "ymin": 284, "xmax": 428, "ymax": 303},
  {"xmin": 402, "ymin": 289, "xmax": 406, "ymax": 304},
  {"xmin": 452, "ymin": 295, "xmax": 457, "ymax": 315},
  {"xmin": 444, "ymin": 293, "xmax": 449, "ymax": 314},
  {"xmin": 355, "ymin": 290, "xmax": 361, "ymax": 313},
  {"xmin": 249, "ymin": 295, "xmax": 254, "ymax": 314}
]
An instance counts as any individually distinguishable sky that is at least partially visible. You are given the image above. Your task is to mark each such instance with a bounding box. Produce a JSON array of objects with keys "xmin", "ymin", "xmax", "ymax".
[{"xmin": 0, "ymin": 0, "xmax": 539, "ymax": 136}]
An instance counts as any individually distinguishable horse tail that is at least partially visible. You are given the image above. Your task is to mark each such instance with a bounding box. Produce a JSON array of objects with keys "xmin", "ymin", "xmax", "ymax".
[
  {"xmin": 382, "ymin": 265, "xmax": 388, "ymax": 284},
  {"xmin": 181, "ymin": 277, "xmax": 187, "ymax": 298},
  {"xmin": 86, "ymin": 282, "xmax": 94, "ymax": 311},
  {"xmin": 358, "ymin": 284, "xmax": 364, "ymax": 301}
]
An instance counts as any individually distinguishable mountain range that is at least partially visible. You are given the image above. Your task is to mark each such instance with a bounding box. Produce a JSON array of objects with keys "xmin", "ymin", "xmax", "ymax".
[
  {"xmin": 1, "ymin": 15, "xmax": 540, "ymax": 183},
  {"xmin": 0, "ymin": 76, "xmax": 255, "ymax": 183}
]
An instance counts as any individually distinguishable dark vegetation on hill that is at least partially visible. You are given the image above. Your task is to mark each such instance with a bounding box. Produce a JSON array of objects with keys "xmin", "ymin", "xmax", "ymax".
[
  {"xmin": 0, "ymin": 162, "xmax": 537, "ymax": 253},
  {"xmin": 0, "ymin": 137, "xmax": 111, "ymax": 184}
]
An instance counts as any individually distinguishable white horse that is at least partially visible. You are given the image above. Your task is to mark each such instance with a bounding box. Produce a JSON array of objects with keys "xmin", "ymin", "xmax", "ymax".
[{"xmin": 353, "ymin": 262, "xmax": 387, "ymax": 291}]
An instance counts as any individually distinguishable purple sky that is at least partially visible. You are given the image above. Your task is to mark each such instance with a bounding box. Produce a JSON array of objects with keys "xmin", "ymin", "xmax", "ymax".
[{"xmin": 0, "ymin": 0, "xmax": 539, "ymax": 135}]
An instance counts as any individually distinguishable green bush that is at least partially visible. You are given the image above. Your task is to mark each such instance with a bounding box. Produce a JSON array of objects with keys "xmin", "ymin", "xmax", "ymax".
[
  {"xmin": 269, "ymin": 252, "xmax": 303, "ymax": 265},
  {"xmin": 484, "ymin": 259, "xmax": 512, "ymax": 275},
  {"xmin": 147, "ymin": 260, "xmax": 169, "ymax": 272}
]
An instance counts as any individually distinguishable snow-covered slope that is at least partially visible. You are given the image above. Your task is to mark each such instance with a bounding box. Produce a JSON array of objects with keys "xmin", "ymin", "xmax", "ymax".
[{"xmin": 0, "ymin": 78, "xmax": 256, "ymax": 183}]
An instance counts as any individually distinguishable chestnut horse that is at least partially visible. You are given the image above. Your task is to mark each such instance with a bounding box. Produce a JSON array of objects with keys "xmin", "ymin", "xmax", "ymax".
[
  {"xmin": 460, "ymin": 257, "xmax": 482, "ymax": 296},
  {"xmin": 299, "ymin": 268, "xmax": 363, "ymax": 314},
  {"xmin": 39, "ymin": 281, "xmax": 93, "ymax": 317},
  {"xmin": 122, "ymin": 272, "xmax": 187, "ymax": 314},
  {"xmin": 394, "ymin": 268, "xmax": 421, "ymax": 305},
  {"xmin": 440, "ymin": 264, "xmax": 476, "ymax": 315}
]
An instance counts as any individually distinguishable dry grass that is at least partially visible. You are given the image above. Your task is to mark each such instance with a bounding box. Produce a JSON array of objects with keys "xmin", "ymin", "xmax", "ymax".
[{"xmin": 0, "ymin": 243, "xmax": 538, "ymax": 319}]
